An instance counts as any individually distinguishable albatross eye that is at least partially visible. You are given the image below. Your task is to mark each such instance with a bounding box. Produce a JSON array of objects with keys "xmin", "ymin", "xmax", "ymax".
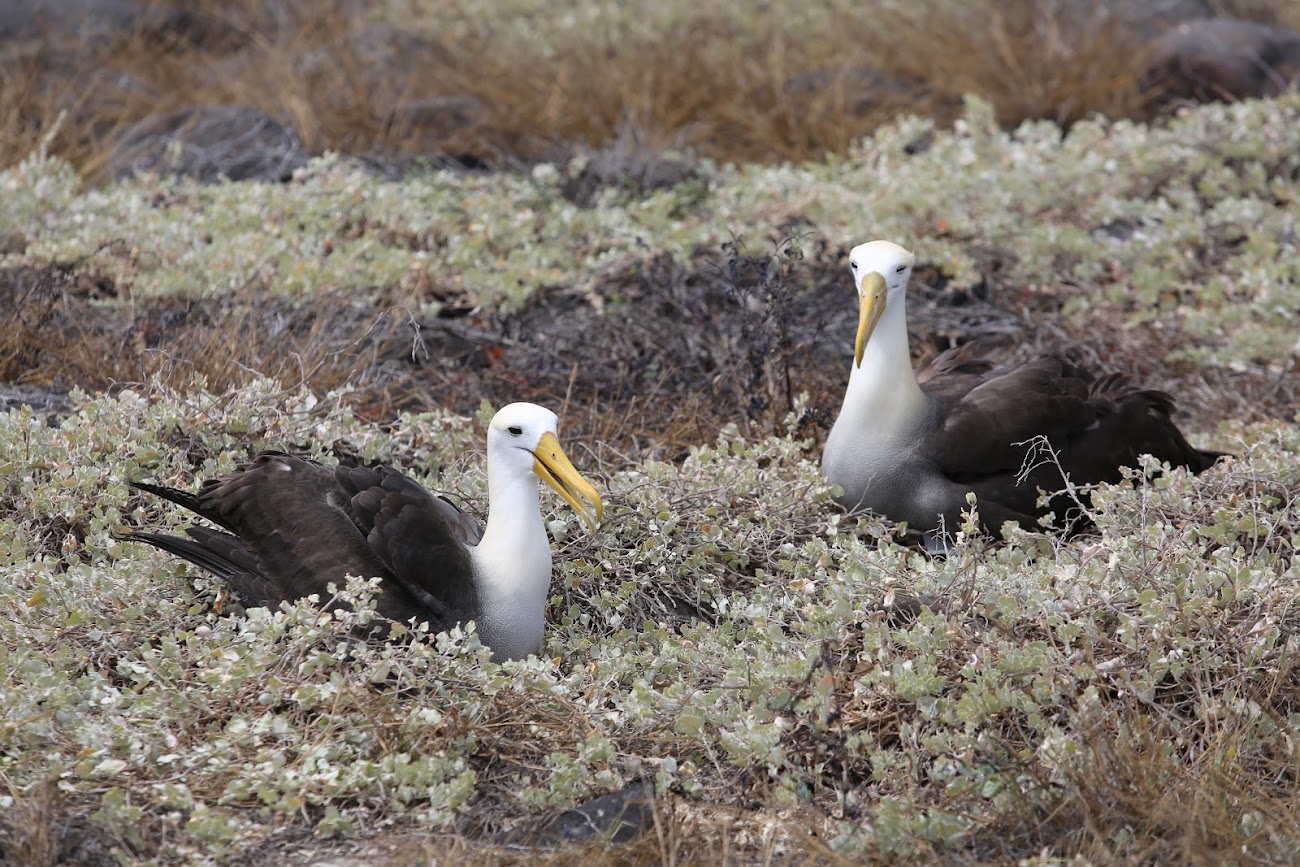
[
  {"xmin": 895, "ymin": 265, "xmax": 907, "ymax": 273},
  {"xmin": 508, "ymin": 426, "xmax": 523, "ymax": 436}
]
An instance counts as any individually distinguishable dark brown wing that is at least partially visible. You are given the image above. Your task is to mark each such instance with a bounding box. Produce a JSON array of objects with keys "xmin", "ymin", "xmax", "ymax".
[
  {"xmin": 126, "ymin": 523, "xmax": 281, "ymax": 603},
  {"xmin": 919, "ymin": 353, "xmax": 1223, "ymax": 533},
  {"xmin": 127, "ymin": 452, "xmax": 483, "ymax": 629},
  {"xmin": 332, "ymin": 464, "xmax": 480, "ymax": 624},
  {"xmin": 914, "ymin": 340, "xmax": 1003, "ymax": 391},
  {"xmin": 924, "ymin": 355, "xmax": 1099, "ymax": 477}
]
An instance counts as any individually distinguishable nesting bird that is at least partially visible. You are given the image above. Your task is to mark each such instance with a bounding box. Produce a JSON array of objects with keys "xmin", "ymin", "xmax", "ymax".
[
  {"xmin": 128, "ymin": 402, "xmax": 602, "ymax": 661},
  {"xmin": 822, "ymin": 240, "xmax": 1222, "ymax": 545}
]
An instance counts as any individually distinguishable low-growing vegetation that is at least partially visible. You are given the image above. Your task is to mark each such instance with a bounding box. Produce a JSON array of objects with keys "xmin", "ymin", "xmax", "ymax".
[
  {"xmin": 0, "ymin": 12, "xmax": 1298, "ymax": 864},
  {"xmin": 4, "ymin": 95, "xmax": 1298, "ymax": 441},
  {"xmin": 1, "ymin": 381, "xmax": 1298, "ymax": 863}
]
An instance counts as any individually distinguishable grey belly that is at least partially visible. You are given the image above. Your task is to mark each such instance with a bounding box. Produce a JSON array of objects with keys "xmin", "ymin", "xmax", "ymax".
[{"xmin": 824, "ymin": 447, "xmax": 956, "ymax": 534}]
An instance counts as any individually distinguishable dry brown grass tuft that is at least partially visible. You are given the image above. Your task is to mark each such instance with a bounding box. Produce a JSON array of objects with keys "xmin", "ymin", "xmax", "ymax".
[
  {"xmin": 0, "ymin": 261, "xmax": 415, "ymax": 411},
  {"xmin": 0, "ymin": 781, "xmax": 57, "ymax": 867},
  {"xmin": 1213, "ymin": 0, "xmax": 1300, "ymax": 28},
  {"xmin": 7, "ymin": 0, "xmax": 1298, "ymax": 175},
  {"xmin": 947, "ymin": 709, "xmax": 1300, "ymax": 864},
  {"xmin": 1057, "ymin": 714, "xmax": 1300, "ymax": 864},
  {"xmin": 429, "ymin": 4, "xmax": 903, "ymax": 166},
  {"xmin": 0, "ymin": 783, "xmax": 123, "ymax": 867},
  {"xmin": 857, "ymin": 0, "xmax": 1153, "ymax": 128}
]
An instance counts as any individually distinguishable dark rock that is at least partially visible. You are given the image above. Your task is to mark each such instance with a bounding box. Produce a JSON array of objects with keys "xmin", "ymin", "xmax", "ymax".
[
  {"xmin": 0, "ymin": 0, "xmax": 150, "ymax": 42},
  {"xmin": 496, "ymin": 779, "xmax": 657, "ymax": 847},
  {"xmin": 0, "ymin": 383, "xmax": 74, "ymax": 418},
  {"xmin": 104, "ymin": 105, "xmax": 310, "ymax": 183},
  {"xmin": 1143, "ymin": 18, "xmax": 1300, "ymax": 104},
  {"xmin": 1090, "ymin": 216, "xmax": 1161, "ymax": 243},
  {"xmin": 903, "ymin": 131, "xmax": 935, "ymax": 156},
  {"xmin": 0, "ymin": 0, "xmax": 238, "ymax": 51},
  {"xmin": 871, "ymin": 594, "xmax": 947, "ymax": 627}
]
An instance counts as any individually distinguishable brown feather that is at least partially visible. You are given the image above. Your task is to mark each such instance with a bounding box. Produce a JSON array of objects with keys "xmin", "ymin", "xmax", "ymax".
[
  {"xmin": 126, "ymin": 452, "xmax": 483, "ymax": 631},
  {"xmin": 919, "ymin": 350, "xmax": 1225, "ymax": 536}
]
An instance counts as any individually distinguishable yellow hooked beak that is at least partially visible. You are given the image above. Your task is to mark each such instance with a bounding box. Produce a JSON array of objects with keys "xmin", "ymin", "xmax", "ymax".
[
  {"xmin": 854, "ymin": 271, "xmax": 888, "ymax": 368},
  {"xmin": 532, "ymin": 431, "xmax": 604, "ymax": 532}
]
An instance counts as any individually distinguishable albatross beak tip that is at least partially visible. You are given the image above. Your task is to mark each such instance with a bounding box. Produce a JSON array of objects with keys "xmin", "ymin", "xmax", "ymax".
[
  {"xmin": 535, "ymin": 432, "xmax": 604, "ymax": 534},
  {"xmin": 570, "ymin": 487, "xmax": 603, "ymax": 533}
]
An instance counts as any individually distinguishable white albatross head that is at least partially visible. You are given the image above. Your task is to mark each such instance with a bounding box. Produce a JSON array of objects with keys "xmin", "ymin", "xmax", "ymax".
[
  {"xmin": 486, "ymin": 402, "xmax": 603, "ymax": 531},
  {"xmin": 848, "ymin": 240, "xmax": 916, "ymax": 368}
]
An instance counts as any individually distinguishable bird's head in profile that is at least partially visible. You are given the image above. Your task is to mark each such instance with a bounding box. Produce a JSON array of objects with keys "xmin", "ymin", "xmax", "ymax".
[
  {"xmin": 488, "ymin": 402, "xmax": 604, "ymax": 531},
  {"xmin": 848, "ymin": 240, "xmax": 915, "ymax": 368}
]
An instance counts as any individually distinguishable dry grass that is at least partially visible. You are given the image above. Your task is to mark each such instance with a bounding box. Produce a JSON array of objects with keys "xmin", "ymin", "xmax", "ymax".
[
  {"xmin": 0, "ymin": 782, "xmax": 123, "ymax": 867},
  {"xmin": 0, "ymin": 262, "xmax": 413, "ymax": 411},
  {"xmin": 5, "ymin": 0, "xmax": 1299, "ymax": 175},
  {"xmin": 860, "ymin": 2, "xmax": 1150, "ymax": 128}
]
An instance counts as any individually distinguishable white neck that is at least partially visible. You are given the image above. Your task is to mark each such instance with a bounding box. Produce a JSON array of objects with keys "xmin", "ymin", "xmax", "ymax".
[
  {"xmin": 835, "ymin": 294, "xmax": 927, "ymax": 441},
  {"xmin": 468, "ymin": 449, "xmax": 554, "ymax": 660}
]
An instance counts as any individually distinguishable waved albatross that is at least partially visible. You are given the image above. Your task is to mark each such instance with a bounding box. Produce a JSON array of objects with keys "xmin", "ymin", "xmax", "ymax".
[
  {"xmin": 127, "ymin": 402, "xmax": 603, "ymax": 661},
  {"xmin": 822, "ymin": 240, "xmax": 1223, "ymax": 545}
]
